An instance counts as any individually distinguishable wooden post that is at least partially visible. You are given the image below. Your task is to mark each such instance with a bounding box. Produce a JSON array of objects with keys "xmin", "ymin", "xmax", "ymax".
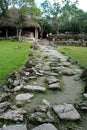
[
  {"xmin": 35, "ymin": 27, "xmax": 38, "ymax": 39},
  {"xmin": 6, "ymin": 28, "xmax": 8, "ymax": 38},
  {"xmin": 18, "ymin": 28, "xmax": 22, "ymax": 41}
]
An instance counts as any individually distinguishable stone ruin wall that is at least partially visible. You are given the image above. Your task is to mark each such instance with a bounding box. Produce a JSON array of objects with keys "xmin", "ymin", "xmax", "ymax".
[{"xmin": 48, "ymin": 34, "xmax": 87, "ymax": 46}]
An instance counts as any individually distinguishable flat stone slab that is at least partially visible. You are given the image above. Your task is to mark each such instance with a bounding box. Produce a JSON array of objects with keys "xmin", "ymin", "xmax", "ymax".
[
  {"xmin": 42, "ymin": 99, "xmax": 51, "ymax": 107},
  {"xmin": 49, "ymin": 83, "xmax": 61, "ymax": 90},
  {"xmin": 0, "ymin": 110, "xmax": 26, "ymax": 121},
  {"xmin": 46, "ymin": 76, "xmax": 58, "ymax": 84},
  {"xmin": 0, "ymin": 93, "xmax": 10, "ymax": 102},
  {"xmin": 34, "ymin": 105, "xmax": 48, "ymax": 112},
  {"xmin": 23, "ymin": 85, "xmax": 46, "ymax": 92},
  {"xmin": 63, "ymin": 62, "xmax": 71, "ymax": 67},
  {"xmin": 13, "ymin": 85, "xmax": 23, "ymax": 92},
  {"xmin": 45, "ymin": 72, "xmax": 58, "ymax": 76},
  {"xmin": 0, "ymin": 102, "xmax": 11, "ymax": 112},
  {"xmin": 0, "ymin": 124, "xmax": 27, "ymax": 130},
  {"xmin": 31, "ymin": 123, "xmax": 57, "ymax": 130},
  {"xmin": 83, "ymin": 93, "xmax": 87, "ymax": 98},
  {"xmin": 77, "ymin": 102, "xmax": 87, "ymax": 110},
  {"xmin": 53, "ymin": 103, "xmax": 81, "ymax": 120},
  {"xmin": 16, "ymin": 93, "xmax": 34, "ymax": 101},
  {"xmin": 29, "ymin": 111, "xmax": 55, "ymax": 123},
  {"xmin": 63, "ymin": 70, "xmax": 75, "ymax": 76}
]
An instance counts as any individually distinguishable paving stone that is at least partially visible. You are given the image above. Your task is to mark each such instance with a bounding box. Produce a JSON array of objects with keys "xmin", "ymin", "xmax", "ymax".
[
  {"xmin": 77, "ymin": 102, "xmax": 87, "ymax": 111},
  {"xmin": 46, "ymin": 76, "xmax": 58, "ymax": 84},
  {"xmin": 31, "ymin": 123, "xmax": 58, "ymax": 130},
  {"xmin": 29, "ymin": 111, "xmax": 55, "ymax": 123},
  {"xmin": 53, "ymin": 103, "xmax": 81, "ymax": 120},
  {"xmin": 63, "ymin": 62, "xmax": 71, "ymax": 67},
  {"xmin": 0, "ymin": 93, "xmax": 10, "ymax": 103},
  {"xmin": 23, "ymin": 85, "xmax": 46, "ymax": 92},
  {"xmin": 13, "ymin": 85, "xmax": 23, "ymax": 92},
  {"xmin": 0, "ymin": 102, "xmax": 11, "ymax": 112},
  {"xmin": 49, "ymin": 83, "xmax": 61, "ymax": 90},
  {"xmin": 81, "ymin": 68, "xmax": 87, "ymax": 82},
  {"xmin": 0, "ymin": 124, "xmax": 27, "ymax": 130},
  {"xmin": 34, "ymin": 105, "xmax": 48, "ymax": 112},
  {"xmin": 16, "ymin": 93, "xmax": 34, "ymax": 101},
  {"xmin": 42, "ymin": 99, "xmax": 51, "ymax": 107},
  {"xmin": 0, "ymin": 109, "xmax": 26, "ymax": 122},
  {"xmin": 83, "ymin": 93, "xmax": 87, "ymax": 98},
  {"xmin": 63, "ymin": 70, "xmax": 75, "ymax": 76}
]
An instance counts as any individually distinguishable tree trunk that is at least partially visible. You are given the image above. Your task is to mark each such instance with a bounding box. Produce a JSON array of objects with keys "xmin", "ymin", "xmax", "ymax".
[
  {"xmin": 18, "ymin": 28, "xmax": 22, "ymax": 41},
  {"xmin": 16, "ymin": 29, "xmax": 19, "ymax": 38},
  {"xmin": 6, "ymin": 28, "xmax": 8, "ymax": 39}
]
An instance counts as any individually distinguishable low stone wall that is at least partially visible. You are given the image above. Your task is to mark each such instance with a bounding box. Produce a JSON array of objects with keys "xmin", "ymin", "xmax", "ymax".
[
  {"xmin": 53, "ymin": 41, "xmax": 87, "ymax": 46},
  {"xmin": 48, "ymin": 34, "xmax": 87, "ymax": 46}
]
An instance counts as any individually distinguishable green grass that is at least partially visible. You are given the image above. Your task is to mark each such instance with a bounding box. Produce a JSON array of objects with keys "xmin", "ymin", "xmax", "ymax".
[
  {"xmin": 0, "ymin": 40, "xmax": 33, "ymax": 85},
  {"xmin": 58, "ymin": 46, "xmax": 87, "ymax": 68}
]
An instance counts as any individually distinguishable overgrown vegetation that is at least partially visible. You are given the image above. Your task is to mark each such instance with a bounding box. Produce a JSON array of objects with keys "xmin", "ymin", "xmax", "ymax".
[
  {"xmin": 59, "ymin": 46, "xmax": 87, "ymax": 68},
  {"xmin": 37, "ymin": 0, "xmax": 87, "ymax": 37},
  {"xmin": 0, "ymin": 40, "xmax": 33, "ymax": 85}
]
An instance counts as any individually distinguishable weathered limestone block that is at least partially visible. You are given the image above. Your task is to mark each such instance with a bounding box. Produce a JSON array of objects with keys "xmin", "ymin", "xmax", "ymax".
[
  {"xmin": 23, "ymin": 85, "xmax": 46, "ymax": 92},
  {"xmin": 53, "ymin": 103, "xmax": 81, "ymax": 120},
  {"xmin": 0, "ymin": 102, "xmax": 11, "ymax": 112},
  {"xmin": 31, "ymin": 123, "xmax": 58, "ymax": 130},
  {"xmin": 83, "ymin": 93, "xmax": 87, "ymax": 98},
  {"xmin": 81, "ymin": 68, "xmax": 87, "ymax": 82},
  {"xmin": 46, "ymin": 76, "xmax": 58, "ymax": 84},
  {"xmin": 16, "ymin": 93, "xmax": 34, "ymax": 101},
  {"xmin": 0, "ymin": 93, "xmax": 10, "ymax": 103},
  {"xmin": 34, "ymin": 105, "xmax": 48, "ymax": 112},
  {"xmin": 0, "ymin": 110, "xmax": 26, "ymax": 121},
  {"xmin": 0, "ymin": 124, "xmax": 27, "ymax": 130},
  {"xmin": 29, "ymin": 111, "xmax": 55, "ymax": 123},
  {"xmin": 42, "ymin": 99, "xmax": 51, "ymax": 107},
  {"xmin": 13, "ymin": 85, "xmax": 23, "ymax": 92},
  {"xmin": 63, "ymin": 62, "xmax": 71, "ymax": 67},
  {"xmin": 49, "ymin": 83, "xmax": 61, "ymax": 90}
]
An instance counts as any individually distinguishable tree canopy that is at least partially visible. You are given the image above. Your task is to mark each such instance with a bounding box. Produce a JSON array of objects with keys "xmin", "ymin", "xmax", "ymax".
[{"xmin": 38, "ymin": 0, "xmax": 87, "ymax": 37}]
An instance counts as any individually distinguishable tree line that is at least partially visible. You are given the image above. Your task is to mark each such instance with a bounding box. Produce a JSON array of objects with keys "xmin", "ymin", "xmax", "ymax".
[{"xmin": 38, "ymin": 0, "xmax": 87, "ymax": 37}]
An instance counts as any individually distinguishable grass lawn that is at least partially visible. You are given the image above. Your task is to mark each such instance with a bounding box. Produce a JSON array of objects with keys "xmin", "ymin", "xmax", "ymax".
[
  {"xmin": 0, "ymin": 40, "xmax": 33, "ymax": 85},
  {"xmin": 58, "ymin": 46, "xmax": 87, "ymax": 68}
]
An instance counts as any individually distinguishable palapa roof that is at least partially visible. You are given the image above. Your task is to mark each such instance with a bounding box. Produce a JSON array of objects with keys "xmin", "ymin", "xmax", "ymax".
[{"xmin": 0, "ymin": 7, "xmax": 40, "ymax": 29}]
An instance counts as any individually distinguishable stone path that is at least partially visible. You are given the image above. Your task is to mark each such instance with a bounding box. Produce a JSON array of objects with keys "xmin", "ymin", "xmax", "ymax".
[{"xmin": 0, "ymin": 40, "xmax": 87, "ymax": 130}]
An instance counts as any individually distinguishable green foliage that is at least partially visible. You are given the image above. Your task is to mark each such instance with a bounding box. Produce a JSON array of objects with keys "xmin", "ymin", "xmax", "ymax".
[
  {"xmin": 39, "ymin": 0, "xmax": 87, "ymax": 35},
  {"xmin": 0, "ymin": 40, "xmax": 32, "ymax": 85},
  {"xmin": 59, "ymin": 46, "xmax": 87, "ymax": 68},
  {"xmin": 0, "ymin": 0, "xmax": 8, "ymax": 15},
  {"xmin": 0, "ymin": 0, "xmax": 41, "ymax": 39}
]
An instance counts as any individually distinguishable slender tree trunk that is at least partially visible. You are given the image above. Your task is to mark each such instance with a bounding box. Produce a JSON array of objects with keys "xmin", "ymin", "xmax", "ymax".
[
  {"xmin": 18, "ymin": 28, "xmax": 22, "ymax": 41},
  {"xmin": 16, "ymin": 29, "xmax": 19, "ymax": 38},
  {"xmin": 6, "ymin": 28, "xmax": 8, "ymax": 39}
]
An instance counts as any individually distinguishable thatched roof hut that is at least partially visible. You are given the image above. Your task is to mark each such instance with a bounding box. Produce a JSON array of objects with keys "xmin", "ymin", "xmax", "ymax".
[{"xmin": 0, "ymin": 7, "xmax": 41, "ymax": 39}]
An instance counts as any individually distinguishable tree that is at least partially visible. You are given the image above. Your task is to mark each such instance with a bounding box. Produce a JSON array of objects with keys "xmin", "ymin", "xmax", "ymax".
[
  {"xmin": 50, "ymin": 1, "xmax": 61, "ymax": 34},
  {"xmin": 0, "ymin": 0, "xmax": 41, "ymax": 39},
  {"xmin": 40, "ymin": 0, "xmax": 80, "ymax": 34},
  {"xmin": 0, "ymin": 0, "xmax": 8, "ymax": 15},
  {"xmin": 72, "ymin": 9, "xmax": 87, "ymax": 33}
]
